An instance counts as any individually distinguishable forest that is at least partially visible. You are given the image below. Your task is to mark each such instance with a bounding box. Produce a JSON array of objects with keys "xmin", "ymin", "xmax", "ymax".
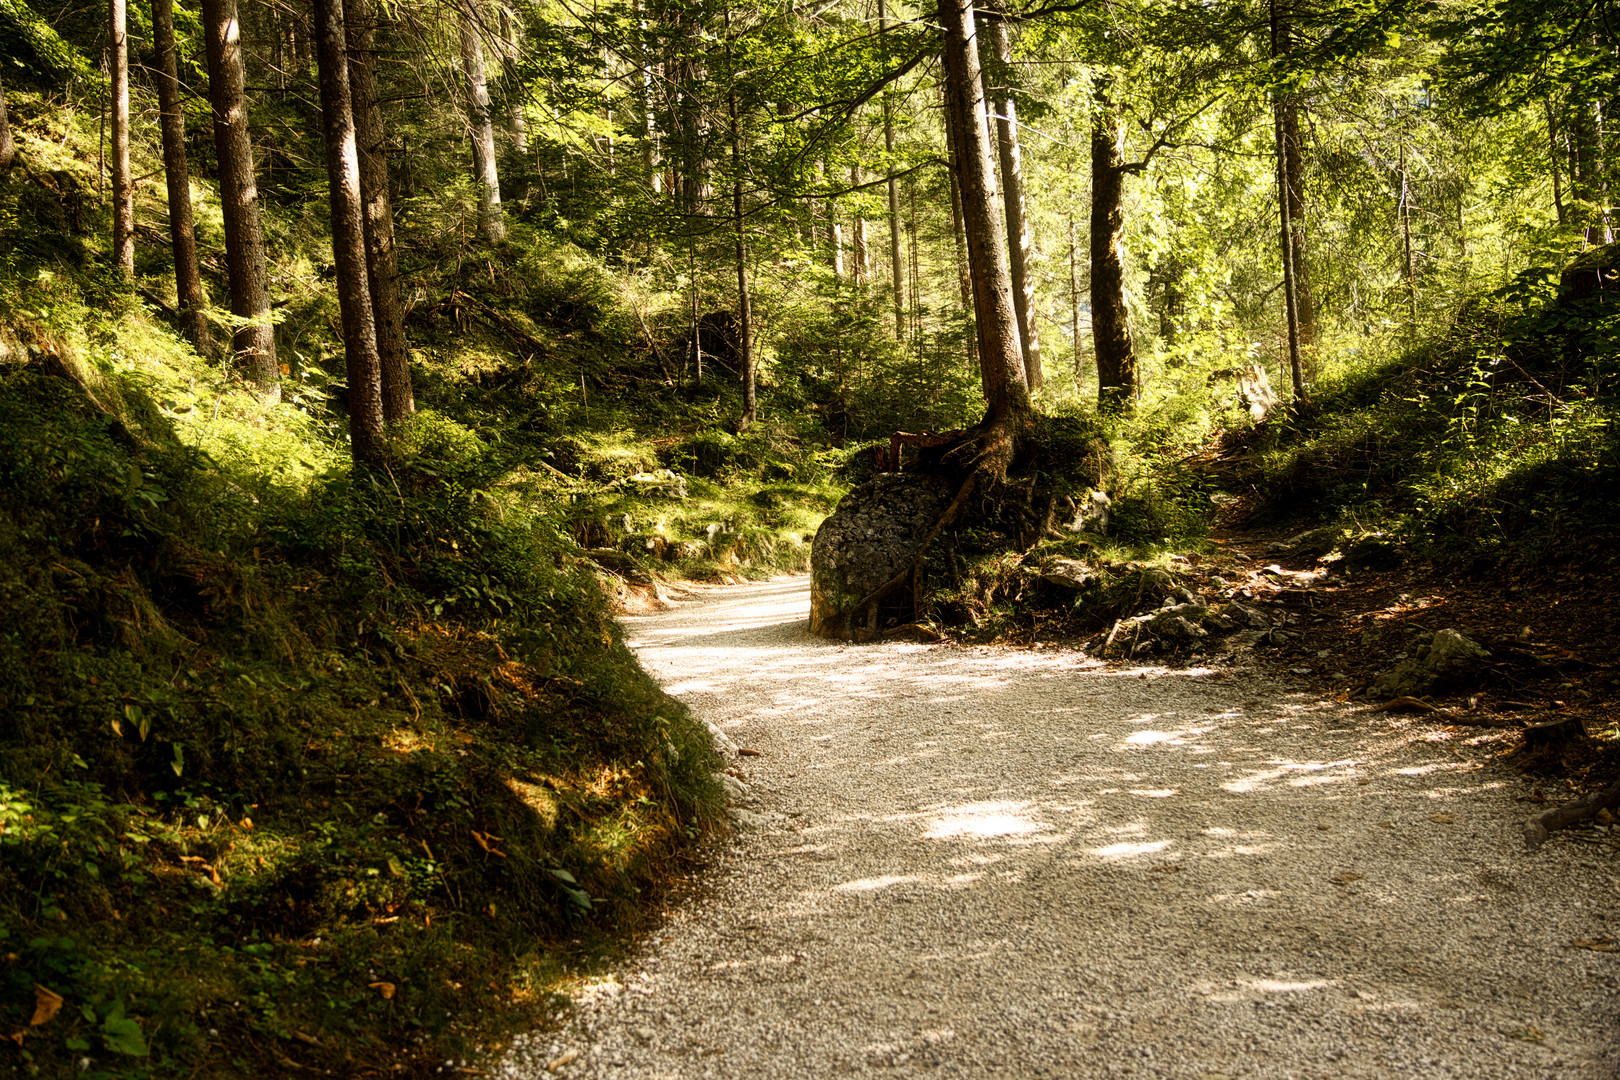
[{"xmin": 0, "ymin": 0, "xmax": 1617, "ymax": 1070}]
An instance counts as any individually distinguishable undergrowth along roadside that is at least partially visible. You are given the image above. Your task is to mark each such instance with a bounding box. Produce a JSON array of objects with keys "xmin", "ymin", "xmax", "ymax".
[
  {"xmin": 1223, "ymin": 249, "xmax": 1620, "ymax": 566},
  {"xmin": 0, "ymin": 334, "xmax": 733, "ymax": 1076}
]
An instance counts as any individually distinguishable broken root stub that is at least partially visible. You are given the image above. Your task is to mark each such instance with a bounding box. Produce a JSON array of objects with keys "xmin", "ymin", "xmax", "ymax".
[
  {"xmin": 1523, "ymin": 776, "xmax": 1620, "ymax": 850},
  {"xmin": 1517, "ymin": 715, "xmax": 1589, "ymax": 760}
]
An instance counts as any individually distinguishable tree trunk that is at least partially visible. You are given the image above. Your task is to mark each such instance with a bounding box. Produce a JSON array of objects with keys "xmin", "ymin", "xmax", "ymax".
[
  {"xmin": 346, "ymin": 0, "xmax": 412, "ymax": 421},
  {"xmin": 153, "ymin": 0, "xmax": 213, "ymax": 354},
  {"xmin": 110, "ymin": 0, "xmax": 134, "ymax": 276},
  {"xmin": 939, "ymin": 0, "xmax": 1027, "ymax": 426},
  {"xmin": 1281, "ymin": 101, "xmax": 1315, "ymax": 347},
  {"xmin": 499, "ymin": 8, "xmax": 528, "ymax": 154},
  {"xmin": 1546, "ymin": 97, "xmax": 1567, "ymax": 228},
  {"xmin": 669, "ymin": 7, "xmax": 709, "ymax": 216},
  {"xmin": 0, "ymin": 77, "xmax": 13, "ymax": 173},
  {"xmin": 1270, "ymin": 0, "xmax": 1305, "ymax": 397},
  {"xmin": 908, "ymin": 176, "xmax": 921, "ymax": 346},
  {"xmin": 313, "ymin": 0, "xmax": 385, "ymax": 465},
  {"xmin": 851, "ymin": 163, "xmax": 868, "ymax": 285},
  {"xmin": 1068, "ymin": 213, "xmax": 1081, "ymax": 385},
  {"xmin": 201, "ymin": 0, "xmax": 280, "ymax": 395},
  {"xmin": 1596, "ymin": 100, "xmax": 1614, "ymax": 243},
  {"xmin": 459, "ymin": 9, "xmax": 505, "ymax": 243},
  {"xmin": 634, "ymin": 0, "xmax": 660, "ymax": 195},
  {"xmin": 987, "ymin": 3, "xmax": 1040, "ymax": 389},
  {"xmin": 727, "ymin": 12, "xmax": 754, "ymax": 429},
  {"xmin": 1090, "ymin": 96, "xmax": 1134, "ymax": 412},
  {"xmin": 1275, "ymin": 99, "xmax": 1305, "ymax": 397},
  {"xmin": 831, "ymin": 212, "xmax": 845, "ymax": 279},
  {"xmin": 943, "ymin": 90, "xmax": 974, "ymax": 322},
  {"xmin": 1398, "ymin": 139, "xmax": 1416, "ymax": 322},
  {"xmin": 879, "ymin": 0, "xmax": 905, "ymax": 340}
]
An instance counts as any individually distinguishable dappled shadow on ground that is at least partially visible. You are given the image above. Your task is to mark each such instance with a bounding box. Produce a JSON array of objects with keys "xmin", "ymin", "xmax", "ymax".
[{"xmin": 546, "ymin": 576, "xmax": 1619, "ymax": 1079}]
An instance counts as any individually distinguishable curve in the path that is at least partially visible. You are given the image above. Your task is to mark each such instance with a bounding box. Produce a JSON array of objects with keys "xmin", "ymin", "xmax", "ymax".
[{"xmin": 500, "ymin": 576, "xmax": 1618, "ymax": 1080}]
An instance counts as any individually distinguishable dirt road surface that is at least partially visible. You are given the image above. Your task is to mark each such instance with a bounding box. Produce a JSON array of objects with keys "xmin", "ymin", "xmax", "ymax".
[{"xmin": 499, "ymin": 576, "xmax": 1618, "ymax": 1079}]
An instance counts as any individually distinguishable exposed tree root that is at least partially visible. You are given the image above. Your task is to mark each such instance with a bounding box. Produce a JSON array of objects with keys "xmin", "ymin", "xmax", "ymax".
[
  {"xmin": 839, "ymin": 412, "xmax": 1031, "ymax": 642},
  {"xmin": 1523, "ymin": 776, "xmax": 1620, "ymax": 849}
]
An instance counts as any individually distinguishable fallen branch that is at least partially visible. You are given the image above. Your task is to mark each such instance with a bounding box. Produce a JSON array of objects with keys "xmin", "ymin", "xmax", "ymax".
[
  {"xmin": 1523, "ymin": 777, "xmax": 1620, "ymax": 849},
  {"xmin": 452, "ymin": 290, "xmax": 551, "ymax": 360}
]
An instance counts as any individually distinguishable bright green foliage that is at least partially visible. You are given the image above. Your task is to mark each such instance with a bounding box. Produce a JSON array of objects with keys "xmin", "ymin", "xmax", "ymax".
[
  {"xmin": 0, "ymin": 0, "xmax": 94, "ymax": 86},
  {"xmin": 1234, "ymin": 249, "xmax": 1620, "ymax": 560}
]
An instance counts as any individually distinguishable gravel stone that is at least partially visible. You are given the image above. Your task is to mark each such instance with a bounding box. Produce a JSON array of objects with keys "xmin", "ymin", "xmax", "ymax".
[{"xmin": 496, "ymin": 576, "xmax": 1619, "ymax": 1079}]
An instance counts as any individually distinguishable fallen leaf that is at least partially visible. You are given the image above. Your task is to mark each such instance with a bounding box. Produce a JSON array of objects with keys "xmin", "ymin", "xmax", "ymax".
[
  {"xmin": 29, "ymin": 986, "xmax": 62, "ymax": 1027},
  {"xmin": 1569, "ymin": 938, "xmax": 1619, "ymax": 952},
  {"xmin": 546, "ymin": 1048, "xmax": 580, "ymax": 1071},
  {"xmin": 1330, "ymin": 873, "xmax": 1364, "ymax": 885},
  {"xmin": 1429, "ymin": 813, "xmax": 1455, "ymax": 824},
  {"xmin": 368, "ymin": 981, "xmax": 396, "ymax": 1000}
]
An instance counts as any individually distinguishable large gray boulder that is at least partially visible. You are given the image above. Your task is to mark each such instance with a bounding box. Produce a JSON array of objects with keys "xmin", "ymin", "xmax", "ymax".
[
  {"xmin": 1370, "ymin": 628, "xmax": 1491, "ymax": 699},
  {"xmin": 809, "ymin": 473, "xmax": 956, "ymax": 640}
]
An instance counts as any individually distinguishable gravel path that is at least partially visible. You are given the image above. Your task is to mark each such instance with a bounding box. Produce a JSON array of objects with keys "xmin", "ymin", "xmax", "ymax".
[{"xmin": 500, "ymin": 576, "xmax": 1619, "ymax": 1079}]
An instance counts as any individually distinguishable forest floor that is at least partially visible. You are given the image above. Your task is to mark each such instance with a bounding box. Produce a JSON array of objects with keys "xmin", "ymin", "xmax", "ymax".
[{"xmin": 492, "ymin": 563, "xmax": 1620, "ymax": 1078}]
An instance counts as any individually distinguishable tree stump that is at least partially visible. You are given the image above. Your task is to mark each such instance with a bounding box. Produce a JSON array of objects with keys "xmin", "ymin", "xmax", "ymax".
[{"xmin": 1520, "ymin": 715, "xmax": 1588, "ymax": 757}]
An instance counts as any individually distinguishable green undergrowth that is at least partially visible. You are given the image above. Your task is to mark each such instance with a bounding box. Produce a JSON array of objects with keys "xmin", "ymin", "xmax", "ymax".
[
  {"xmin": 0, "ymin": 88, "xmax": 776, "ymax": 1075},
  {"xmin": 1230, "ymin": 249, "xmax": 1620, "ymax": 565},
  {"xmin": 0, "ymin": 314, "xmax": 728, "ymax": 1076},
  {"xmin": 907, "ymin": 409, "xmax": 1215, "ymax": 642}
]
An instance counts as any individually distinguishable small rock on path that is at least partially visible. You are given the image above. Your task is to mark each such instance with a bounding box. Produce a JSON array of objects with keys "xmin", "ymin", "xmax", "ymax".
[{"xmin": 499, "ymin": 576, "xmax": 1618, "ymax": 1079}]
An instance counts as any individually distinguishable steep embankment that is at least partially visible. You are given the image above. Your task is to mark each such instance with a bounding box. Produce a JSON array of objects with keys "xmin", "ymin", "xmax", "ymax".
[{"xmin": 498, "ymin": 576, "xmax": 1617, "ymax": 1079}]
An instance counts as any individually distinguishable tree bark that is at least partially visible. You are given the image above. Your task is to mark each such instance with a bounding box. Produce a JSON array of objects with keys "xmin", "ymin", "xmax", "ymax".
[
  {"xmin": 942, "ymin": 89, "xmax": 973, "ymax": 322},
  {"xmin": 733, "ymin": 151, "xmax": 755, "ymax": 428},
  {"xmin": 1068, "ymin": 213, "xmax": 1081, "ymax": 384},
  {"xmin": 879, "ymin": 0, "xmax": 905, "ymax": 340},
  {"xmin": 727, "ymin": 9, "xmax": 754, "ymax": 429},
  {"xmin": 986, "ymin": 3, "xmax": 1040, "ymax": 389},
  {"xmin": 0, "ymin": 77, "xmax": 13, "ymax": 174},
  {"xmin": 939, "ymin": 0, "xmax": 1027, "ymax": 425},
  {"xmin": 1546, "ymin": 97, "xmax": 1567, "ymax": 228},
  {"xmin": 1275, "ymin": 100, "xmax": 1305, "ymax": 396},
  {"xmin": 110, "ymin": 0, "xmax": 134, "ymax": 276},
  {"xmin": 1090, "ymin": 95, "xmax": 1134, "ymax": 412},
  {"xmin": 346, "ymin": 0, "xmax": 413, "ymax": 421},
  {"xmin": 1270, "ymin": 0, "xmax": 1305, "ymax": 397},
  {"xmin": 1397, "ymin": 139, "xmax": 1416, "ymax": 322},
  {"xmin": 459, "ymin": 8, "xmax": 505, "ymax": 243},
  {"xmin": 850, "ymin": 163, "xmax": 868, "ymax": 285},
  {"xmin": 634, "ymin": 0, "xmax": 660, "ymax": 195},
  {"xmin": 313, "ymin": 0, "xmax": 385, "ymax": 465},
  {"xmin": 499, "ymin": 8, "xmax": 528, "ymax": 154},
  {"xmin": 669, "ymin": 7, "xmax": 709, "ymax": 215},
  {"xmin": 201, "ymin": 0, "xmax": 279, "ymax": 395},
  {"xmin": 153, "ymin": 0, "xmax": 213, "ymax": 355},
  {"xmin": 1281, "ymin": 101, "xmax": 1315, "ymax": 347}
]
